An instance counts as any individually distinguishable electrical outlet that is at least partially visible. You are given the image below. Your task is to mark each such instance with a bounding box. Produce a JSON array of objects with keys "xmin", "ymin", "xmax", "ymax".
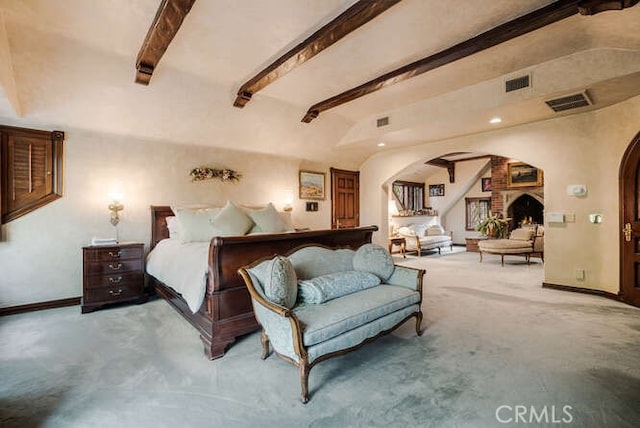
[
  {"xmin": 565, "ymin": 213, "xmax": 576, "ymax": 223},
  {"xmin": 575, "ymin": 268, "xmax": 585, "ymax": 281}
]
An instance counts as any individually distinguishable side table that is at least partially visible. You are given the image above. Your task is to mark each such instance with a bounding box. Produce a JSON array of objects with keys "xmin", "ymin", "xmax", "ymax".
[{"xmin": 388, "ymin": 236, "xmax": 406, "ymax": 258}]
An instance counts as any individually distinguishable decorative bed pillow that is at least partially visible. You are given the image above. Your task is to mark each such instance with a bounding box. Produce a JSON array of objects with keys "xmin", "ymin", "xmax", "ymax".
[
  {"xmin": 263, "ymin": 256, "xmax": 297, "ymax": 308},
  {"xmin": 209, "ymin": 200, "xmax": 254, "ymax": 236},
  {"xmin": 298, "ymin": 271, "xmax": 381, "ymax": 304},
  {"xmin": 352, "ymin": 243, "xmax": 395, "ymax": 281},
  {"xmin": 174, "ymin": 207, "xmax": 221, "ymax": 242},
  {"xmin": 165, "ymin": 216, "xmax": 181, "ymax": 239},
  {"xmin": 247, "ymin": 203, "xmax": 290, "ymax": 233}
]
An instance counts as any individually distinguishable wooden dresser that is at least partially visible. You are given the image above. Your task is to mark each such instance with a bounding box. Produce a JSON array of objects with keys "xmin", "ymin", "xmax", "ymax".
[{"xmin": 82, "ymin": 242, "xmax": 147, "ymax": 313}]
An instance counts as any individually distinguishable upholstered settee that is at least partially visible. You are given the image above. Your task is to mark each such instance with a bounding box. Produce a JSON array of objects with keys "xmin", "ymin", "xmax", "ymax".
[
  {"xmin": 478, "ymin": 227, "xmax": 544, "ymax": 266},
  {"xmin": 397, "ymin": 224, "xmax": 453, "ymax": 256},
  {"xmin": 238, "ymin": 244, "xmax": 425, "ymax": 403}
]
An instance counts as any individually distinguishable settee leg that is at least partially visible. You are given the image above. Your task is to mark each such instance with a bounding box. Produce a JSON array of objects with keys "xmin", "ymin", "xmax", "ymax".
[
  {"xmin": 501, "ymin": 255, "xmax": 505, "ymax": 267},
  {"xmin": 300, "ymin": 362, "xmax": 310, "ymax": 404},
  {"xmin": 479, "ymin": 252, "xmax": 483, "ymax": 263},
  {"xmin": 415, "ymin": 312, "xmax": 423, "ymax": 336},
  {"xmin": 260, "ymin": 330, "xmax": 271, "ymax": 360}
]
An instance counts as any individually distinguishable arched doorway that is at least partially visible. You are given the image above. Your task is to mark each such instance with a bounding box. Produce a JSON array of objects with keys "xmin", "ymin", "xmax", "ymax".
[{"xmin": 619, "ymin": 130, "xmax": 640, "ymax": 307}]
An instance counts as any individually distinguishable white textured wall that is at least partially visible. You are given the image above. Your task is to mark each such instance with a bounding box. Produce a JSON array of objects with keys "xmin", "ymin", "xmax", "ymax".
[
  {"xmin": 362, "ymin": 95, "xmax": 640, "ymax": 294},
  {"xmin": 0, "ymin": 129, "xmax": 332, "ymax": 307}
]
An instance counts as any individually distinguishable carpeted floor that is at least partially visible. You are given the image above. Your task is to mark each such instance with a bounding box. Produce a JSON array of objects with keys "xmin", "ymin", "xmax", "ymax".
[{"xmin": 2, "ymin": 251, "xmax": 640, "ymax": 427}]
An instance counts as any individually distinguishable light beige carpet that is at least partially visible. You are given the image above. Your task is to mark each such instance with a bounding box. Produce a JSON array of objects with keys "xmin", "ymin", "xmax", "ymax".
[{"xmin": 2, "ymin": 250, "xmax": 639, "ymax": 427}]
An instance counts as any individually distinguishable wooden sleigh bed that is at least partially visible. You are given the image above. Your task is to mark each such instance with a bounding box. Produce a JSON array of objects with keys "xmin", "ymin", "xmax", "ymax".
[{"xmin": 148, "ymin": 206, "xmax": 377, "ymax": 360}]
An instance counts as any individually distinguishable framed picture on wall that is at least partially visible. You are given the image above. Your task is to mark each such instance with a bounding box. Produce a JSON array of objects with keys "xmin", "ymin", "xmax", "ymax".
[
  {"xmin": 507, "ymin": 162, "xmax": 543, "ymax": 188},
  {"xmin": 481, "ymin": 177, "xmax": 492, "ymax": 192},
  {"xmin": 299, "ymin": 170, "xmax": 325, "ymax": 200},
  {"xmin": 429, "ymin": 184, "xmax": 445, "ymax": 197}
]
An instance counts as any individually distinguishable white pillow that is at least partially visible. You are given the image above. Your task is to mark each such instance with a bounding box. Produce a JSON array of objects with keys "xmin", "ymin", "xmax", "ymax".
[
  {"xmin": 426, "ymin": 225, "xmax": 445, "ymax": 236},
  {"xmin": 247, "ymin": 203, "xmax": 289, "ymax": 233},
  {"xmin": 174, "ymin": 207, "xmax": 221, "ymax": 243},
  {"xmin": 509, "ymin": 228, "xmax": 535, "ymax": 241},
  {"xmin": 165, "ymin": 216, "xmax": 180, "ymax": 239},
  {"xmin": 398, "ymin": 226, "xmax": 416, "ymax": 236},
  {"xmin": 209, "ymin": 201, "xmax": 254, "ymax": 236}
]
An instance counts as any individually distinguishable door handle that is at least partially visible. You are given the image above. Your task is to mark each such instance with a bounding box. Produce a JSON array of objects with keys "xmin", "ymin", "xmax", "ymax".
[{"xmin": 623, "ymin": 223, "xmax": 632, "ymax": 242}]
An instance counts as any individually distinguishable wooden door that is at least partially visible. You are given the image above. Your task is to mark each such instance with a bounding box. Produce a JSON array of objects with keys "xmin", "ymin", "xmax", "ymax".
[
  {"xmin": 620, "ymin": 130, "xmax": 640, "ymax": 307},
  {"xmin": 331, "ymin": 168, "xmax": 359, "ymax": 229}
]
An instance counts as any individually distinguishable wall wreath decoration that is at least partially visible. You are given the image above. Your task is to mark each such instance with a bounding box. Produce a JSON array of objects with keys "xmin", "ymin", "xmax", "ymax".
[{"xmin": 190, "ymin": 167, "xmax": 241, "ymax": 182}]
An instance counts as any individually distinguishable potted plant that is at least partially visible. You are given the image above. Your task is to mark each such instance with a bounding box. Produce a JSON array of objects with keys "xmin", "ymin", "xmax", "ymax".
[{"xmin": 476, "ymin": 214, "xmax": 510, "ymax": 238}]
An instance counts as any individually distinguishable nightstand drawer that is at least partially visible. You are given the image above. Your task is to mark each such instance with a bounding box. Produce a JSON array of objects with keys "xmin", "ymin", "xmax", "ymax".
[
  {"xmin": 84, "ymin": 283, "xmax": 143, "ymax": 304},
  {"xmin": 84, "ymin": 272, "xmax": 143, "ymax": 289},
  {"xmin": 84, "ymin": 259, "xmax": 143, "ymax": 276},
  {"xmin": 84, "ymin": 246, "xmax": 143, "ymax": 262}
]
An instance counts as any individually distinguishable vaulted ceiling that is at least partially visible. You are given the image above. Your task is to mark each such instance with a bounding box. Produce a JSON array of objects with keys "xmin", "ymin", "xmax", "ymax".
[{"xmin": 0, "ymin": 0, "xmax": 639, "ymax": 167}]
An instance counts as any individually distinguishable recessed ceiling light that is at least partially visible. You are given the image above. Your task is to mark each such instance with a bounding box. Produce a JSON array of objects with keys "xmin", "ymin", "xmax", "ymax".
[
  {"xmin": 377, "ymin": 142, "xmax": 385, "ymax": 147},
  {"xmin": 489, "ymin": 117, "xmax": 502, "ymax": 124}
]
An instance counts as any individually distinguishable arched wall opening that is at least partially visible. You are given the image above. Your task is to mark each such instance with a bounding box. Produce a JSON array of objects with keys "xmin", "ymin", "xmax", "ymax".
[{"xmin": 359, "ymin": 95, "xmax": 640, "ymax": 295}]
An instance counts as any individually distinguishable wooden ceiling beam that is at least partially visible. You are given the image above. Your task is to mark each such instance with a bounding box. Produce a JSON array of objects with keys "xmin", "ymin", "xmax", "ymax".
[
  {"xmin": 135, "ymin": 0, "xmax": 197, "ymax": 85},
  {"xmin": 233, "ymin": 0, "xmax": 401, "ymax": 108},
  {"xmin": 301, "ymin": 0, "xmax": 639, "ymax": 123}
]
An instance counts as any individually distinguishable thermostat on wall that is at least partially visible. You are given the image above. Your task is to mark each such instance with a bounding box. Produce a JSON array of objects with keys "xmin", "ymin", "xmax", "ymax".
[
  {"xmin": 566, "ymin": 184, "xmax": 587, "ymax": 197},
  {"xmin": 547, "ymin": 212, "xmax": 565, "ymax": 223}
]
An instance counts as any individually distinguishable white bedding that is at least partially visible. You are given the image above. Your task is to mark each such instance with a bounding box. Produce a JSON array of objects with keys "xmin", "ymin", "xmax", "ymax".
[{"xmin": 146, "ymin": 239, "xmax": 210, "ymax": 313}]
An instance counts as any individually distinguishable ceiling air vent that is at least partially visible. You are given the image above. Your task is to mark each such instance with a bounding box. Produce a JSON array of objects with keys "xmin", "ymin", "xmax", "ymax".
[
  {"xmin": 545, "ymin": 91, "xmax": 592, "ymax": 113},
  {"xmin": 505, "ymin": 74, "xmax": 530, "ymax": 93},
  {"xmin": 376, "ymin": 116, "xmax": 389, "ymax": 127}
]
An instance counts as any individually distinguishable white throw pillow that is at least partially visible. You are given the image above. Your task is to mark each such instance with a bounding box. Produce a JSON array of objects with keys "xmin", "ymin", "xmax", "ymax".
[
  {"xmin": 398, "ymin": 226, "xmax": 416, "ymax": 236},
  {"xmin": 165, "ymin": 216, "xmax": 180, "ymax": 239},
  {"xmin": 174, "ymin": 207, "xmax": 221, "ymax": 243},
  {"xmin": 426, "ymin": 225, "xmax": 445, "ymax": 236},
  {"xmin": 510, "ymin": 228, "xmax": 535, "ymax": 241},
  {"xmin": 247, "ymin": 203, "xmax": 289, "ymax": 233},
  {"xmin": 209, "ymin": 200, "xmax": 254, "ymax": 236}
]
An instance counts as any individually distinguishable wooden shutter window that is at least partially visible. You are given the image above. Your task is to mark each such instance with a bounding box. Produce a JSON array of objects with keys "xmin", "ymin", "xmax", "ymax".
[{"xmin": 1, "ymin": 125, "xmax": 64, "ymax": 224}]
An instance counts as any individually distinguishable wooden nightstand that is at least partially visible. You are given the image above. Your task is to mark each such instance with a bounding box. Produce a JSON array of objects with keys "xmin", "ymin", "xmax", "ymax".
[{"xmin": 82, "ymin": 242, "xmax": 147, "ymax": 313}]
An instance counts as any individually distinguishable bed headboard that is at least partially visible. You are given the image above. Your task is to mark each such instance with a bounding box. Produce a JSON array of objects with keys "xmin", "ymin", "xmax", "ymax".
[{"xmin": 150, "ymin": 206, "xmax": 175, "ymax": 249}]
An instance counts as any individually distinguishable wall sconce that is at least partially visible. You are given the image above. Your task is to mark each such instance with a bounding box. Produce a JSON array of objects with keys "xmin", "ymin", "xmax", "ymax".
[
  {"xmin": 108, "ymin": 193, "xmax": 124, "ymax": 226},
  {"xmin": 283, "ymin": 194, "xmax": 294, "ymax": 212}
]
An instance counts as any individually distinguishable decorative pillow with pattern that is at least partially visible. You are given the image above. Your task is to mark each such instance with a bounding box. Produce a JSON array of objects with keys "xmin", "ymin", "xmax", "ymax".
[
  {"xmin": 352, "ymin": 243, "xmax": 395, "ymax": 281},
  {"xmin": 263, "ymin": 256, "xmax": 298, "ymax": 309},
  {"xmin": 298, "ymin": 270, "xmax": 381, "ymax": 304}
]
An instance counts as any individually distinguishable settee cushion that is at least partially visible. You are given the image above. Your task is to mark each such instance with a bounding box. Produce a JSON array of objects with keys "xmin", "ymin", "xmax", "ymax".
[
  {"xmin": 479, "ymin": 239, "xmax": 532, "ymax": 254},
  {"xmin": 293, "ymin": 284, "xmax": 420, "ymax": 347},
  {"xmin": 298, "ymin": 271, "xmax": 381, "ymax": 304},
  {"xmin": 353, "ymin": 243, "xmax": 394, "ymax": 281},
  {"xmin": 262, "ymin": 256, "xmax": 298, "ymax": 308}
]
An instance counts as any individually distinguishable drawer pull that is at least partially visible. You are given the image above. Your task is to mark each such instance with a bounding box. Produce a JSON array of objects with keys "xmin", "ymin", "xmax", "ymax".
[
  {"xmin": 109, "ymin": 276, "xmax": 122, "ymax": 284},
  {"xmin": 109, "ymin": 288, "xmax": 123, "ymax": 296},
  {"xmin": 108, "ymin": 250, "xmax": 122, "ymax": 258},
  {"xmin": 108, "ymin": 263, "xmax": 122, "ymax": 270}
]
